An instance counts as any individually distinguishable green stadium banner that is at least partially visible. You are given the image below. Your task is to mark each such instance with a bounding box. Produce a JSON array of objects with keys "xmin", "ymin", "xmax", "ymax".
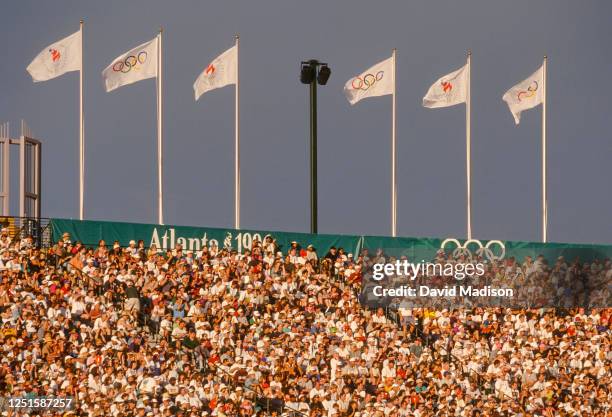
[
  {"xmin": 50, "ymin": 218, "xmax": 612, "ymax": 264},
  {"xmin": 360, "ymin": 236, "xmax": 612, "ymax": 264},
  {"xmin": 50, "ymin": 219, "xmax": 362, "ymax": 256}
]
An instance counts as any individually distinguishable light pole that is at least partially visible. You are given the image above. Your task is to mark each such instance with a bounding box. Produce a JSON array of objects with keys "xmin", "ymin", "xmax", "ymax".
[{"xmin": 300, "ymin": 59, "xmax": 330, "ymax": 234}]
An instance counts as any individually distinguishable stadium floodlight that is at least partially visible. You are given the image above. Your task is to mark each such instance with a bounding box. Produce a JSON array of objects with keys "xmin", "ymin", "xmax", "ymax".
[
  {"xmin": 317, "ymin": 64, "xmax": 331, "ymax": 85},
  {"xmin": 300, "ymin": 62, "xmax": 316, "ymax": 84},
  {"xmin": 299, "ymin": 59, "xmax": 331, "ymax": 234}
]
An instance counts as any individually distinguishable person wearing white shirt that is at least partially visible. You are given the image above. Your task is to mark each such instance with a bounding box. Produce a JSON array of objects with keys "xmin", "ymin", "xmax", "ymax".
[
  {"xmin": 175, "ymin": 386, "xmax": 190, "ymax": 407},
  {"xmin": 309, "ymin": 381, "xmax": 325, "ymax": 400},
  {"xmin": 381, "ymin": 360, "xmax": 396, "ymax": 379},
  {"xmin": 188, "ymin": 389, "xmax": 202, "ymax": 408},
  {"xmin": 495, "ymin": 376, "xmax": 512, "ymax": 399},
  {"xmin": 330, "ymin": 352, "xmax": 342, "ymax": 381},
  {"xmin": 70, "ymin": 295, "xmax": 86, "ymax": 317}
]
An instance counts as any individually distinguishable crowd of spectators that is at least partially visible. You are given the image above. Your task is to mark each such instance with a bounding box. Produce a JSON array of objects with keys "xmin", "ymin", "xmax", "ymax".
[
  {"xmin": 362, "ymin": 248, "xmax": 611, "ymax": 309},
  {"xmin": 0, "ymin": 227, "xmax": 610, "ymax": 416}
]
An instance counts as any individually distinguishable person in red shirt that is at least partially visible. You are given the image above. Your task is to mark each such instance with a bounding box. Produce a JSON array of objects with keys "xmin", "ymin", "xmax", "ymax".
[{"xmin": 60, "ymin": 281, "xmax": 71, "ymax": 296}]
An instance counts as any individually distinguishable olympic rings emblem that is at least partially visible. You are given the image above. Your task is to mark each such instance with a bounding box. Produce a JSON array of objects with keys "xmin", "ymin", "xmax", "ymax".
[
  {"xmin": 351, "ymin": 71, "xmax": 384, "ymax": 91},
  {"xmin": 517, "ymin": 81, "xmax": 538, "ymax": 102},
  {"xmin": 112, "ymin": 51, "xmax": 148, "ymax": 73},
  {"xmin": 440, "ymin": 238, "xmax": 506, "ymax": 262}
]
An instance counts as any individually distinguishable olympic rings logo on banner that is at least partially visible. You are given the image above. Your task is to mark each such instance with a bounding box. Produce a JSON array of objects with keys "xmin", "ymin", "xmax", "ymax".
[
  {"xmin": 440, "ymin": 238, "xmax": 506, "ymax": 262},
  {"xmin": 517, "ymin": 81, "xmax": 538, "ymax": 102},
  {"xmin": 112, "ymin": 51, "xmax": 148, "ymax": 73},
  {"xmin": 351, "ymin": 71, "xmax": 384, "ymax": 91}
]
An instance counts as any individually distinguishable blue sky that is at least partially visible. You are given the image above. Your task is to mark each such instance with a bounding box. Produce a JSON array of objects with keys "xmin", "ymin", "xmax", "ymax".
[{"xmin": 1, "ymin": 0, "xmax": 610, "ymax": 244}]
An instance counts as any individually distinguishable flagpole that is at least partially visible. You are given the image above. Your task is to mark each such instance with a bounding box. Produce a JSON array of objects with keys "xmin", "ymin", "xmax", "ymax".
[
  {"xmin": 157, "ymin": 28, "xmax": 164, "ymax": 225},
  {"xmin": 466, "ymin": 50, "xmax": 472, "ymax": 240},
  {"xmin": 235, "ymin": 35, "xmax": 240, "ymax": 230},
  {"xmin": 542, "ymin": 56, "xmax": 547, "ymax": 242},
  {"xmin": 391, "ymin": 49, "xmax": 397, "ymax": 237},
  {"xmin": 79, "ymin": 19, "xmax": 84, "ymax": 220}
]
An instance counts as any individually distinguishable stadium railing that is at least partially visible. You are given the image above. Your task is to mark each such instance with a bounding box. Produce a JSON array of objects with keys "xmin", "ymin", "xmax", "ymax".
[{"xmin": 0, "ymin": 215, "xmax": 52, "ymax": 248}]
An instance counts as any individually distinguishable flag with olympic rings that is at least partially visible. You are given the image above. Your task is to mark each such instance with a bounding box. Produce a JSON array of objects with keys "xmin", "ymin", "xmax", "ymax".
[
  {"xmin": 502, "ymin": 65, "xmax": 544, "ymax": 124},
  {"xmin": 343, "ymin": 56, "xmax": 393, "ymax": 105},
  {"xmin": 102, "ymin": 36, "xmax": 158, "ymax": 93}
]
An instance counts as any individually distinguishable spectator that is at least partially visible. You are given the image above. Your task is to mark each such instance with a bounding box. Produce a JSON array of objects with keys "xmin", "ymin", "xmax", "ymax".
[{"xmin": 124, "ymin": 279, "xmax": 141, "ymax": 313}]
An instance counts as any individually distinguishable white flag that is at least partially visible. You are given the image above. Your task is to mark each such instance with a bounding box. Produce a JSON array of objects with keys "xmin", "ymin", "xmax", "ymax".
[
  {"xmin": 27, "ymin": 30, "xmax": 81, "ymax": 82},
  {"xmin": 502, "ymin": 66, "xmax": 544, "ymax": 124},
  {"xmin": 422, "ymin": 64, "xmax": 468, "ymax": 108},
  {"xmin": 194, "ymin": 45, "xmax": 237, "ymax": 100},
  {"xmin": 343, "ymin": 57, "xmax": 393, "ymax": 106},
  {"xmin": 102, "ymin": 37, "xmax": 158, "ymax": 93}
]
